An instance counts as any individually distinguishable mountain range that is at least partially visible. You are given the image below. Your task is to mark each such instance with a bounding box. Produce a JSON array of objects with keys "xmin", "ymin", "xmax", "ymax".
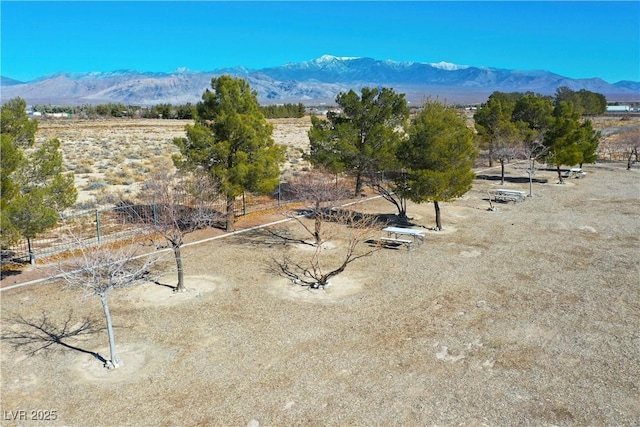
[{"xmin": 1, "ymin": 55, "xmax": 638, "ymax": 106}]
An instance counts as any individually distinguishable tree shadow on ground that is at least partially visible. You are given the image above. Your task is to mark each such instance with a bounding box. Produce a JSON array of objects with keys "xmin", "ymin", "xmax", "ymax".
[
  {"xmin": 1, "ymin": 250, "xmax": 30, "ymax": 272},
  {"xmin": 1, "ymin": 311, "xmax": 108, "ymax": 364},
  {"xmin": 476, "ymin": 174, "xmax": 548, "ymax": 184},
  {"xmin": 150, "ymin": 279, "xmax": 178, "ymax": 291},
  {"xmin": 0, "ymin": 267, "xmax": 23, "ymax": 278}
]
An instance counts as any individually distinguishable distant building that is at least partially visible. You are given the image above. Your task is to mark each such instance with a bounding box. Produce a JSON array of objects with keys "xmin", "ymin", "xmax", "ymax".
[{"xmin": 606, "ymin": 105, "xmax": 631, "ymax": 112}]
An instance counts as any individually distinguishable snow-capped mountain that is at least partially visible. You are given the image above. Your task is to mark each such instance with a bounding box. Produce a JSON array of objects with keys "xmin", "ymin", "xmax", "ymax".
[{"xmin": 1, "ymin": 55, "xmax": 637, "ymax": 106}]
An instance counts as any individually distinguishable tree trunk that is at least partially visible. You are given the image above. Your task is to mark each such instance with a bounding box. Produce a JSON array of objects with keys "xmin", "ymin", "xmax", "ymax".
[
  {"xmin": 314, "ymin": 214, "xmax": 322, "ymax": 246},
  {"xmin": 397, "ymin": 212, "xmax": 409, "ymax": 225},
  {"xmin": 500, "ymin": 159, "xmax": 506, "ymax": 185},
  {"xmin": 397, "ymin": 195, "xmax": 408, "ymax": 224},
  {"xmin": 313, "ymin": 200, "xmax": 322, "ymax": 245},
  {"xmin": 628, "ymin": 150, "xmax": 635, "ymax": 170},
  {"xmin": 556, "ymin": 165, "xmax": 564, "ymax": 183},
  {"xmin": 173, "ymin": 244, "xmax": 185, "ymax": 292},
  {"xmin": 27, "ymin": 237, "xmax": 35, "ymax": 265},
  {"xmin": 434, "ymin": 201, "xmax": 442, "ymax": 231},
  {"xmin": 397, "ymin": 199, "xmax": 409, "ymax": 224},
  {"xmin": 100, "ymin": 292, "xmax": 120, "ymax": 368},
  {"xmin": 225, "ymin": 194, "xmax": 235, "ymax": 232},
  {"xmin": 354, "ymin": 170, "xmax": 363, "ymax": 197}
]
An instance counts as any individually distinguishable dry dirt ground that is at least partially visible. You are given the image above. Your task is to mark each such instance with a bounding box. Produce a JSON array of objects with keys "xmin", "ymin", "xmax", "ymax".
[{"xmin": 1, "ymin": 159, "xmax": 639, "ymax": 426}]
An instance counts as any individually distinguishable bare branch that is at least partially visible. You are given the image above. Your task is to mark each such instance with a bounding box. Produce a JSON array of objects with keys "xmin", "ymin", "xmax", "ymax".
[
  {"xmin": 59, "ymin": 243, "xmax": 155, "ymax": 298},
  {"xmin": 125, "ymin": 170, "xmax": 224, "ymax": 292},
  {"xmin": 271, "ymin": 210, "xmax": 380, "ymax": 289},
  {"xmin": 284, "ymin": 170, "xmax": 352, "ymax": 245},
  {"xmin": 56, "ymin": 231, "xmax": 160, "ymax": 368}
]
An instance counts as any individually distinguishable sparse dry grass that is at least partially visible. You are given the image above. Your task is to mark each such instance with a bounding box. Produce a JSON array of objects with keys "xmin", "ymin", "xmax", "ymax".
[
  {"xmin": 1, "ymin": 158, "xmax": 639, "ymax": 426},
  {"xmin": 37, "ymin": 118, "xmax": 312, "ymax": 210},
  {"xmin": 3, "ymin": 116, "xmax": 639, "ymax": 425}
]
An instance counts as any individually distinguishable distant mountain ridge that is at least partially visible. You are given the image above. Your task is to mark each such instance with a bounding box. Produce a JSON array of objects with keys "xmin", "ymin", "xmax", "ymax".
[{"xmin": 1, "ymin": 55, "xmax": 638, "ymax": 106}]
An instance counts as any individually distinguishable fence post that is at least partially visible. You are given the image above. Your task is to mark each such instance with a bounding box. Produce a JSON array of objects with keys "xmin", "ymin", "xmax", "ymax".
[
  {"xmin": 96, "ymin": 210, "xmax": 101, "ymax": 245},
  {"xmin": 242, "ymin": 192, "xmax": 246, "ymax": 216},
  {"xmin": 278, "ymin": 181, "xmax": 282, "ymax": 207},
  {"xmin": 28, "ymin": 237, "xmax": 35, "ymax": 265},
  {"xmin": 153, "ymin": 201, "xmax": 158, "ymax": 227}
]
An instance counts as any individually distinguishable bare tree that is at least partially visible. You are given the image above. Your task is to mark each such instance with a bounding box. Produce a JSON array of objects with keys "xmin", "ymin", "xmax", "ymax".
[
  {"xmin": 617, "ymin": 127, "xmax": 640, "ymax": 170},
  {"xmin": 59, "ymin": 243, "xmax": 156, "ymax": 369},
  {"xmin": 280, "ymin": 169, "xmax": 351, "ymax": 246},
  {"xmin": 493, "ymin": 133, "xmax": 523, "ymax": 185},
  {"xmin": 141, "ymin": 171, "xmax": 222, "ymax": 292},
  {"xmin": 518, "ymin": 136, "xmax": 550, "ymax": 197},
  {"xmin": 271, "ymin": 210, "xmax": 379, "ymax": 289}
]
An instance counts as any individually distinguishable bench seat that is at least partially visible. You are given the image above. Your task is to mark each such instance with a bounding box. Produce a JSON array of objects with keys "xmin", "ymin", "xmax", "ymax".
[{"xmin": 380, "ymin": 236, "xmax": 414, "ymax": 250}]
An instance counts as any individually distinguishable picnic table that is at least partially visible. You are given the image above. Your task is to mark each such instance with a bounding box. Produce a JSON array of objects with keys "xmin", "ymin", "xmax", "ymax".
[
  {"xmin": 381, "ymin": 226, "xmax": 426, "ymax": 250},
  {"xmin": 562, "ymin": 168, "xmax": 586, "ymax": 179},
  {"xmin": 491, "ymin": 189, "xmax": 526, "ymax": 203}
]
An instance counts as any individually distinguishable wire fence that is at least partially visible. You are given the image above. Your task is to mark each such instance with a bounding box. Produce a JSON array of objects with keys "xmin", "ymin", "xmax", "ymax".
[{"xmin": 3, "ymin": 187, "xmax": 303, "ymax": 265}]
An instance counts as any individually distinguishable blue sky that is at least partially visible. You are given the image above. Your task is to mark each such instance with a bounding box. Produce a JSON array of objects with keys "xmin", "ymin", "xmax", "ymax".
[{"xmin": 1, "ymin": 1, "xmax": 639, "ymax": 83}]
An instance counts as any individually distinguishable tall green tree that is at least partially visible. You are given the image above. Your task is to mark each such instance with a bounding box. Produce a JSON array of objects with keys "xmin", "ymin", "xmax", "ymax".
[
  {"xmin": 543, "ymin": 101, "xmax": 600, "ymax": 182},
  {"xmin": 398, "ymin": 100, "xmax": 478, "ymax": 230},
  {"xmin": 307, "ymin": 87, "xmax": 409, "ymax": 196},
  {"xmin": 512, "ymin": 92, "xmax": 555, "ymax": 158},
  {"xmin": 173, "ymin": 76, "xmax": 284, "ymax": 231},
  {"xmin": 1, "ymin": 98, "xmax": 77, "ymax": 258},
  {"xmin": 512, "ymin": 92, "xmax": 554, "ymax": 136},
  {"xmin": 576, "ymin": 119, "xmax": 601, "ymax": 168},
  {"xmin": 1, "ymin": 98, "xmax": 35, "ymax": 245},
  {"xmin": 474, "ymin": 92, "xmax": 523, "ymax": 184},
  {"xmin": 554, "ymin": 86, "xmax": 607, "ymax": 115},
  {"xmin": 0, "ymin": 97, "xmax": 37, "ymax": 147}
]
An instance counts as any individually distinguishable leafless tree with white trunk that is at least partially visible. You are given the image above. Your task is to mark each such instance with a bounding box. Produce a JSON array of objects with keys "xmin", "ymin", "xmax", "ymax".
[
  {"xmin": 517, "ymin": 136, "xmax": 550, "ymax": 197},
  {"xmin": 58, "ymin": 243, "xmax": 156, "ymax": 369}
]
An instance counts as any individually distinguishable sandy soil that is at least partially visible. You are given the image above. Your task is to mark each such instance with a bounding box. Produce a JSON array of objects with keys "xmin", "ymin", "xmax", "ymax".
[{"xmin": 1, "ymin": 159, "xmax": 639, "ymax": 426}]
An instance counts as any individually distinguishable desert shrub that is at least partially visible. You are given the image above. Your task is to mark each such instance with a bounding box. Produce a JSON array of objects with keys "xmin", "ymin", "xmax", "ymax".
[
  {"xmin": 74, "ymin": 165, "xmax": 93, "ymax": 174},
  {"xmin": 84, "ymin": 181, "xmax": 109, "ymax": 191},
  {"xmin": 127, "ymin": 152, "xmax": 141, "ymax": 160},
  {"xmin": 105, "ymin": 169, "xmax": 135, "ymax": 186},
  {"xmin": 94, "ymin": 190, "xmax": 122, "ymax": 205},
  {"xmin": 134, "ymin": 165, "xmax": 151, "ymax": 175},
  {"xmin": 74, "ymin": 199, "xmax": 97, "ymax": 211}
]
